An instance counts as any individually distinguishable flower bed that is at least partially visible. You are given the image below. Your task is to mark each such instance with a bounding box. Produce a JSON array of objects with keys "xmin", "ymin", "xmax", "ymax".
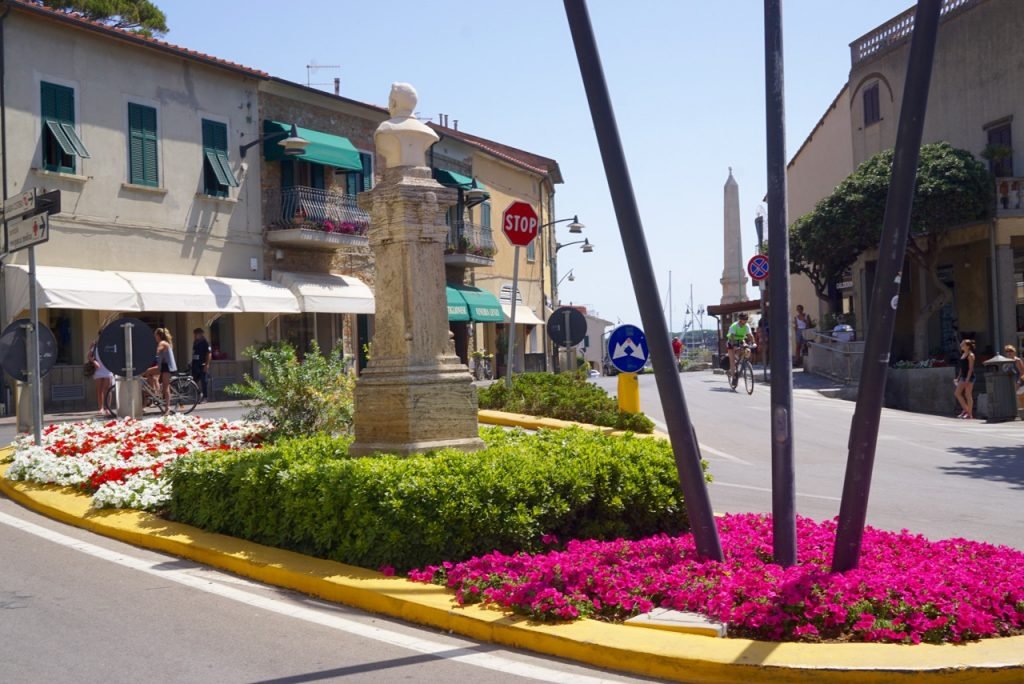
[
  {"xmin": 5, "ymin": 415, "xmax": 265, "ymax": 510},
  {"xmin": 410, "ymin": 513, "xmax": 1024, "ymax": 645}
]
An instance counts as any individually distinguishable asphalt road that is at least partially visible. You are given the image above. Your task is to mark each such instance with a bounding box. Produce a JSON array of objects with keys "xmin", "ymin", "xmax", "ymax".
[{"xmin": 595, "ymin": 370, "xmax": 1024, "ymax": 549}]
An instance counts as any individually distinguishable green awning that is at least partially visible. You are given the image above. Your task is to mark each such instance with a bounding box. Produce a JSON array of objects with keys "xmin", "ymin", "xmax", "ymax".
[
  {"xmin": 446, "ymin": 286, "xmax": 471, "ymax": 322},
  {"xmin": 263, "ymin": 120, "xmax": 362, "ymax": 171},
  {"xmin": 448, "ymin": 283, "xmax": 504, "ymax": 322},
  {"xmin": 433, "ymin": 168, "xmax": 475, "ymax": 189}
]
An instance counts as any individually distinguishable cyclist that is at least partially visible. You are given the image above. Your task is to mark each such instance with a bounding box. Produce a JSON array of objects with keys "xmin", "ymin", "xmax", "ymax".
[{"xmin": 726, "ymin": 312, "xmax": 755, "ymax": 384}]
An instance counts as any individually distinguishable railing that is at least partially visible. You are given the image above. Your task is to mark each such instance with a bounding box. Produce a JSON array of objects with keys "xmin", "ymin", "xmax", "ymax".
[
  {"xmin": 849, "ymin": 0, "xmax": 978, "ymax": 67},
  {"xmin": 995, "ymin": 177, "xmax": 1024, "ymax": 213},
  {"xmin": 445, "ymin": 220, "xmax": 496, "ymax": 258},
  {"xmin": 806, "ymin": 330, "xmax": 865, "ymax": 384},
  {"xmin": 264, "ymin": 186, "xmax": 370, "ymax": 235}
]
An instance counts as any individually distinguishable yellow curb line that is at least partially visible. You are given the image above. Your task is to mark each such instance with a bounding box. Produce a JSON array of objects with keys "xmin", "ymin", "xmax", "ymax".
[{"xmin": 2, "ymin": 455, "xmax": 1022, "ymax": 682}]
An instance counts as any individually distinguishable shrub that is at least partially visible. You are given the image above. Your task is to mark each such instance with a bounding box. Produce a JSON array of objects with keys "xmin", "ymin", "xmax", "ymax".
[
  {"xmin": 227, "ymin": 342, "xmax": 354, "ymax": 439},
  {"xmin": 478, "ymin": 372, "xmax": 654, "ymax": 433},
  {"xmin": 165, "ymin": 427, "xmax": 705, "ymax": 571}
]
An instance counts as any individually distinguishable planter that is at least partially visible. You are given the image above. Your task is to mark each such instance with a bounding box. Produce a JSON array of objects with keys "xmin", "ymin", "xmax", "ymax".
[{"xmin": 885, "ymin": 366, "xmax": 958, "ymax": 415}]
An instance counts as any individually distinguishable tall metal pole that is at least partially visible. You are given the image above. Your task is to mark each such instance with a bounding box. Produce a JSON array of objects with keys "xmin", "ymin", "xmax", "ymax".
[
  {"xmin": 563, "ymin": 0, "xmax": 723, "ymax": 561},
  {"xmin": 27, "ymin": 245, "xmax": 42, "ymax": 444},
  {"xmin": 755, "ymin": 214, "xmax": 769, "ymax": 382},
  {"xmin": 764, "ymin": 0, "xmax": 796, "ymax": 567},
  {"xmin": 505, "ymin": 246, "xmax": 521, "ymax": 387},
  {"xmin": 833, "ymin": 0, "xmax": 942, "ymax": 573}
]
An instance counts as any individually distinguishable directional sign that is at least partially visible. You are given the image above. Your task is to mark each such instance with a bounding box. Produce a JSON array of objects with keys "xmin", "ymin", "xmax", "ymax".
[
  {"xmin": 1, "ymin": 191, "xmax": 35, "ymax": 221},
  {"xmin": 747, "ymin": 254, "xmax": 769, "ymax": 282},
  {"xmin": 502, "ymin": 201, "xmax": 539, "ymax": 247},
  {"xmin": 0, "ymin": 319, "xmax": 58, "ymax": 383},
  {"xmin": 546, "ymin": 306, "xmax": 587, "ymax": 348},
  {"xmin": 606, "ymin": 324, "xmax": 649, "ymax": 374},
  {"xmin": 6, "ymin": 213, "xmax": 49, "ymax": 253}
]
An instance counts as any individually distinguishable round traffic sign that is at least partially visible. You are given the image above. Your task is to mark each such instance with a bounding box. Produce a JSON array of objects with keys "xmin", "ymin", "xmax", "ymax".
[
  {"xmin": 0, "ymin": 319, "xmax": 58, "ymax": 383},
  {"xmin": 502, "ymin": 201, "xmax": 539, "ymax": 247},
  {"xmin": 97, "ymin": 317, "xmax": 156, "ymax": 377},
  {"xmin": 546, "ymin": 306, "xmax": 587, "ymax": 347},
  {"xmin": 748, "ymin": 254, "xmax": 770, "ymax": 281},
  {"xmin": 606, "ymin": 324, "xmax": 649, "ymax": 374}
]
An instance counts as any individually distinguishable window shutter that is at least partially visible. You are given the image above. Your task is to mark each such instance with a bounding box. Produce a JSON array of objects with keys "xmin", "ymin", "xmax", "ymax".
[
  {"xmin": 201, "ymin": 119, "xmax": 235, "ymax": 194},
  {"xmin": 360, "ymin": 152, "xmax": 373, "ymax": 192},
  {"xmin": 311, "ymin": 163, "xmax": 325, "ymax": 190},
  {"xmin": 481, "ymin": 202, "xmax": 491, "ymax": 230},
  {"xmin": 128, "ymin": 103, "xmax": 158, "ymax": 186}
]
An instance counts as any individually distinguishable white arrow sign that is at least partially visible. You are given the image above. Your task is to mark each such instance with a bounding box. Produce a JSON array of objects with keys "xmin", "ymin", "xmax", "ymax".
[
  {"xmin": 1, "ymin": 191, "xmax": 35, "ymax": 221},
  {"xmin": 612, "ymin": 338, "xmax": 647, "ymax": 361},
  {"xmin": 6, "ymin": 213, "xmax": 49, "ymax": 253}
]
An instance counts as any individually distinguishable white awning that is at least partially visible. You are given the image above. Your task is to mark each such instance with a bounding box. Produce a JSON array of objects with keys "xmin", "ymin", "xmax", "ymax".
[
  {"xmin": 273, "ymin": 270, "xmax": 375, "ymax": 314},
  {"xmin": 5, "ymin": 265, "xmax": 139, "ymax": 316},
  {"xmin": 220, "ymin": 276, "xmax": 300, "ymax": 313},
  {"xmin": 117, "ymin": 271, "xmax": 243, "ymax": 313},
  {"xmin": 501, "ymin": 302, "xmax": 545, "ymax": 326}
]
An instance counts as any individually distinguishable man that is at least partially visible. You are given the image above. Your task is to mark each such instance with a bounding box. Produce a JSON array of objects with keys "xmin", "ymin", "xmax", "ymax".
[
  {"xmin": 726, "ymin": 313, "xmax": 754, "ymax": 386},
  {"xmin": 671, "ymin": 336, "xmax": 683, "ymax": 369},
  {"xmin": 191, "ymin": 327, "xmax": 212, "ymax": 402}
]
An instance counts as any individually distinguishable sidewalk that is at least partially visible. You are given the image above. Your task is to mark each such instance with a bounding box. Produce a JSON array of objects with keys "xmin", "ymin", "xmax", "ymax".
[{"xmin": 0, "ymin": 398, "xmax": 247, "ymax": 428}]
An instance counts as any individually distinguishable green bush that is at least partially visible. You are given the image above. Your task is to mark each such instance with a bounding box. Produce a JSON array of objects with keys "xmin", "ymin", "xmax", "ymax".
[
  {"xmin": 227, "ymin": 342, "xmax": 354, "ymax": 440},
  {"xmin": 165, "ymin": 427, "xmax": 706, "ymax": 571},
  {"xmin": 478, "ymin": 372, "xmax": 654, "ymax": 433}
]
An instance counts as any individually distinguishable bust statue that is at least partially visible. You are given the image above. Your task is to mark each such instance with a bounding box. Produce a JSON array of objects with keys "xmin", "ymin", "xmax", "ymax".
[{"xmin": 375, "ymin": 82, "xmax": 438, "ymax": 169}]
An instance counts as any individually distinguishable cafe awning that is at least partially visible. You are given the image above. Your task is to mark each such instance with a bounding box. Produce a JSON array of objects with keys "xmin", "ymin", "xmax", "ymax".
[
  {"xmin": 5, "ymin": 265, "xmax": 139, "ymax": 315},
  {"xmin": 263, "ymin": 120, "xmax": 363, "ymax": 172},
  {"xmin": 432, "ymin": 168, "xmax": 475, "ymax": 189},
  {"xmin": 447, "ymin": 283, "xmax": 504, "ymax": 322},
  {"xmin": 273, "ymin": 270, "xmax": 375, "ymax": 314},
  {"xmin": 501, "ymin": 302, "xmax": 546, "ymax": 326},
  {"xmin": 446, "ymin": 286, "xmax": 471, "ymax": 322}
]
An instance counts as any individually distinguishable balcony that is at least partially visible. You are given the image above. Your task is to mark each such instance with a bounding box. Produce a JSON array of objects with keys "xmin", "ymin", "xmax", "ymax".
[
  {"xmin": 264, "ymin": 186, "xmax": 370, "ymax": 251},
  {"xmin": 849, "ymin": 0, "xmax": 978, "ymax": 68},
  {"xmin": 996, "ymin": 177, "xmax": 1024, "ymax": 216},
  {"xmin": 444, "ymin": 220, "xmax": 496, "ymax": 268}
]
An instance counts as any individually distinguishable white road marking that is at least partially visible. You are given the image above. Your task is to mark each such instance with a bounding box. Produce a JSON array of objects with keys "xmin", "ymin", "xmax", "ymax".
[
  {"xmin": 711, "ymin": 481, "xmax": 841, "ymax": 502},
  {"xmin": 0, "ymin": 511, "xmax": 619, "ymax": 684},
  {"xmin": 650, "ymin": 419, "xmax": 752, "ymax": 465}
]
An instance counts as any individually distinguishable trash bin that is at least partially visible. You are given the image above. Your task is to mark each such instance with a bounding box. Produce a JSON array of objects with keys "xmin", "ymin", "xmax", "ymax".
[{"xmin": 983, "ymin": 354, "xmax": 1017, "ymax": 422}]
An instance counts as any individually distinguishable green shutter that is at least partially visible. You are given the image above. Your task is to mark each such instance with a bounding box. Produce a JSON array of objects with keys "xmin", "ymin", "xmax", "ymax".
[
  {"xmin": 201, "ymin": 119, "xmax": 236, "ymax": 194},
  {"xmin": 360, "ymin": 152, "xmax": 373, "ymax": 192},
  {"xmin": 40, "ymin": 81, "xmax": 86, "ymax": 171},
  {"xmin": 128, "ymin": 103, "xmax": 158, "ymax": 186}
]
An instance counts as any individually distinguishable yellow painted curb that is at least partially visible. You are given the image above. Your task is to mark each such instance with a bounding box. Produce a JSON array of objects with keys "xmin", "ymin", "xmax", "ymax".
[
  {"xmin": 477, "ymin": 408, "xmax": 667, "ymax": 440},
  {"xmin": 2, "ymin": 458, "xmax": 1022, "ymax": 682}
]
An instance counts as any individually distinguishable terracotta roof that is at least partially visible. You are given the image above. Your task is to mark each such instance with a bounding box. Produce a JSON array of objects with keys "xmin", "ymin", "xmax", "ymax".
[
  {"xmin": 10, "ymin": 0, "xmax": 268, "ymax": 79},
  {"xmin": 429, "ymin": 124, "xmax": 564, "ymax": 184}
]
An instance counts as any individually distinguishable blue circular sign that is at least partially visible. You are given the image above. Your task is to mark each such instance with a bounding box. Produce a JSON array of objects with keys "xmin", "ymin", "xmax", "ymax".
[
  {"xmin": 748, "ymin": 254, "xmax": 769, "ymax": 281},
  {"xmin": 606, "ymin": 324, "xmax": 649, "ymax": 374}
]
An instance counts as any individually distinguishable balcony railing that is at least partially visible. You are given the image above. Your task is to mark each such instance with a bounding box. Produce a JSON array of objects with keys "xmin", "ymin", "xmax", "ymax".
[
  {"xmin": 265, "ymin": 186, "xmax": 370, "ymax": 236},
  {"xmin": 996, "ymin": 177, "xmax": 1024, "ymax": 214},
  {"xmin": 849, "ymin": 0, "xmax": 978, "ymax": 68},
  {"xmin": 445, "ymin": 220, "xmax": 496, "ymax": 260}
]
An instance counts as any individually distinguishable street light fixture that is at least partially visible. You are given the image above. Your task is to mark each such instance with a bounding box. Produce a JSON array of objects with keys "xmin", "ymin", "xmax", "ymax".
[
  {"xmin": 239, "ymin": 123, "xmax": 309, "ymax": 158},
  {"xmin": 557, "ymin": 268, "xmax": 576, "ymax": 286},
  {"xmin": 540, "ymin": 214, "xmax": 585, "ymax": 233},
  {"xmin": 557, "ymin": 238, "xmax": 593, "ymax": 253}
]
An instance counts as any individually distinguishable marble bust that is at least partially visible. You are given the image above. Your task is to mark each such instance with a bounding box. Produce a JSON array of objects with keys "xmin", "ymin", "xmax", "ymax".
[{"xmin": 375, "ymin": 82, "xmax": 438, "ymax": 169}]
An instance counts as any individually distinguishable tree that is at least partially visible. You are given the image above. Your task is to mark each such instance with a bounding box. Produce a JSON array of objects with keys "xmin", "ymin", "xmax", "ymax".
[
  {"xmin": 40, "ymin": 0, "xmax": 168, "ymax": 36},
  {"xmin": 790, "ymin": 142, "xmax": 992, "ymax": 359}
]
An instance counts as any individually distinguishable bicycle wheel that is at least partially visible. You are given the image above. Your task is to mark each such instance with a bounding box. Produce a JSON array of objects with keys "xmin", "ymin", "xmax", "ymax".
[
  {"xmin": 104, "ymin": 384, "xmax": 119, "ymax": 418},
  {"xmin": 170, "ymin": 377, "xmax": 200, "ymax": 415},
  {"xmin": 743, "ymin": 361, "xmax": 755, "ymax": 395}
]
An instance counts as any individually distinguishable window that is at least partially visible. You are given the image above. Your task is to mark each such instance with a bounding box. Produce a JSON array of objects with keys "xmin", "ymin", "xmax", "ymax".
[
  {"xmin": 345, "ymin": 152, "xmax": 374, "ymax": 196},
  {"xmin": 201, "ymin": 119, "xmax": 237, "ymax": 197},
  {"xmin": 526, "ymin": 235, "xmax": 536, "ymax": 262},
  {"xmin": 863, "ymin": 83, "xmax": 880, "ymax": 127},
  {"xmin": 986, "ymin": 122, "xmax": 1013, "ymax": 177},
  {"xmin": 127, "ymin": 103, "xmax": 158, "ymax": 187},
  {"xmin": 41, "ymin": 81, "xmax": 90, "ymax": 173},
  {"xmin": 480, "ymin": 201, "xmax": 491, "ymax": 231}
]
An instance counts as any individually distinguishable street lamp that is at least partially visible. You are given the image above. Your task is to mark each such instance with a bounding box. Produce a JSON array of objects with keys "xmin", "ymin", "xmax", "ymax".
[
  {"xmin": 540, "ymin": 214, "xmax": 584, "ymax": 233},
  {"xmin": 557, "ymin": 238, "xmax": 594, "ymax": 253},
  {"xmin": 239, "ymin": 122, "xmax": 309, "ymax": 158},
  {"xmin": 557, "ymin": 268, "xmax": 576, "ymax": 286}
]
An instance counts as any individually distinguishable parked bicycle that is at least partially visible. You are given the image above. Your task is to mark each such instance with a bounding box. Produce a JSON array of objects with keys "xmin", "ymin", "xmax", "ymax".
[
  {"xmin": 728, "ymin": 344, "xmax": 756, "ymax": 395},
  {"xmin": 104, "ymin": 373, "xmax": 201, "ymax": 417}
]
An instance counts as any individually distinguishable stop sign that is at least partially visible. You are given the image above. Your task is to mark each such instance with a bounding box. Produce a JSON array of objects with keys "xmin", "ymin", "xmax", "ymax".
[{"xmin": 502, "ymin": 201, "xmax": 539, "ymax": 247}]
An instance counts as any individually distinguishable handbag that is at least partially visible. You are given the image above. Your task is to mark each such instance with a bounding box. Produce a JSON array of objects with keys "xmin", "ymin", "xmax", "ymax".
[{"xmin": 84, "ymin": 361, "xmax": 97, "ymax": 378}]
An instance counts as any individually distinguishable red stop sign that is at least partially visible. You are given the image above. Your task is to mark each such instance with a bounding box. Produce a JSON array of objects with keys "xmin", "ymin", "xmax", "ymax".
[{"xmin": 502, "ymin": 201, "xmax": 539, "ymax": 247}]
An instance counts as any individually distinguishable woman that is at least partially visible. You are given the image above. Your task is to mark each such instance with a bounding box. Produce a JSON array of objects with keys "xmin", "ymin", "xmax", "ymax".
[
  {"xmin": 1004, "ymin": 344, "xmax": 1024, "ymax": 410},
  {"xmin": 88, "ymin": 337, "xmax": 114, "ymax": 418},
  {"xmin": 143, "ymin": 328, "xmax": 177, "ymax": 415},
  {"xmin": 793, "ymin": 305, "xmax": 810, "ymax": 365},
  {"xmin": 954, "ymin": 339, "xmax": 976, "ymax": 419}
]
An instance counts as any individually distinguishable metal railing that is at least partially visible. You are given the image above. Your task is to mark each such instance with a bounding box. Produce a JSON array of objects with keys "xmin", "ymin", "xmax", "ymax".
[
  {"xmin": 995, "ymin": 177, "xmax": 1024, "ymax": 213},
  {"xmin": 849, "ymin": 0, "xmax": 977, "ymax": 67},
  {"xmin": 806, "ymin": 330, "xmax": 865, "ymax": 384},
  {"xmin": 445, "ymin": 220, "xmax": 496, "ymax": 258},
  {"xmin": 264, "ymin": 186, "xmax": 370, "ymax": 235}
]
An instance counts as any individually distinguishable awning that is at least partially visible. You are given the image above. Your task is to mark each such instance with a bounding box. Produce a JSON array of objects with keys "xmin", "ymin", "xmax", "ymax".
[
  {"xmin": 5, "ymin": 265, "xmax": 138, "ymax": 315},
  {"xmin": 263, "ymin": 120, "xmax": 363, "ymax": 172},
  {"xmin": 118, "ymin": 271, "xmax": 242, "ymax": 312},
  {"xmin": 222, "ymin": 276, "xmax": 300, "ymax": 313},
  {"xmin": 446, "ymin": 286, "xmax": 470, "ymax": 322},
  {"xmin": 273, "ymin": 270, "xmax": 375, "ymax": 314},
  {"xmin": 501, "ymin": 302, "xmax": 546, "ymax": 326},
  {"xmin": 447, "ymin": 283, "xmax": 504, "ymax": 322},
  {"xmin": 432, "ymin": 168, "xmax": 475, "ymax": 189}
]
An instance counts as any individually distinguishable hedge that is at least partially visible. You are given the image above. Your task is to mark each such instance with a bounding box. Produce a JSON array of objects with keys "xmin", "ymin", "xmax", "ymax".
[{"xmin": 165, "ymin": 427, "xmax": 706, "ymax": 571}]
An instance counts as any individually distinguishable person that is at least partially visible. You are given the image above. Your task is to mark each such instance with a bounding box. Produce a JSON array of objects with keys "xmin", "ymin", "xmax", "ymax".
[
  {"xmin": 757, "ymin": 317, "xmax": 770, "ymax": 364},
  {"xmin": 192, "ymin": 327, "xmax": 212, "ymax": 402},
  {"xmin": 671, "ymin": 336, "xmax": 683, "ymax": 369},
  {"xmin": 953, "ymin": 339, "xmax": 976, "ymax": 419},
  {"xmin": 143, "ymin": 328, "xmax": 177, "ymax": 416},
  {"xmin": 1004, "ymin": 344, "xmax": 1024, "ymax": 410},
  {"xmin": 88, "ymin": 336, "xmax": 114, "ymax": 418},
  {"xmin": 793, "ymin": 305, "xmax": 811, "ymax": 365},
  {"xmin": 726, "ymin": 312, "xmax": 755, "ymax": 386}
]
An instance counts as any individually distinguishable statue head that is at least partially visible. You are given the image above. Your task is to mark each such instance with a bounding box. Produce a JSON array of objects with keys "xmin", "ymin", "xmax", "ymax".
[{"xmin": 388, "ymin": 83, "xmax": 417, "ymax": 119}]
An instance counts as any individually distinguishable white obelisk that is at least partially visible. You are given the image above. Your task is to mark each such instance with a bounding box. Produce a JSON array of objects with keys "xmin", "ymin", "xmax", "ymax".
[{"xmin": 720, "ymin": 167, "xmax": 747, "ymax": 305}]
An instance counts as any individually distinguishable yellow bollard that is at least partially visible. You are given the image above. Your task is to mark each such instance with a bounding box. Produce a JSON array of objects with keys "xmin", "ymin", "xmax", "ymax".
[{"xmin": 617, "ymin": 372, "xmax": 640, "ymax": 413}]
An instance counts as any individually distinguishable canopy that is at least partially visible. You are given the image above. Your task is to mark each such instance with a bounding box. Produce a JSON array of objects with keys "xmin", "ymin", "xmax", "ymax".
[
  {"xmin": 447, "ymin": 283, "xmax": 503, "ymax": 322},
  {"xmin": 263, "ymin": 120, "xmax": 363, "ymax": 171},
  {"xmin": 501, "ymin": 302, "xmax": 546, "ymax": 326},
  {"xmin": 5, "ymin": 265, "xmax": 138, "ymax": 315},
  {"xmin": 273, "ymin": 270, "xmax": 375, "ymax": 314},
  {"xmin": 446, "ymin": 286, "xmax": 470, "ymax": 322},
  {"xmin": 432, "ymin": 168, "xmax": 475, "ymax": 189}
]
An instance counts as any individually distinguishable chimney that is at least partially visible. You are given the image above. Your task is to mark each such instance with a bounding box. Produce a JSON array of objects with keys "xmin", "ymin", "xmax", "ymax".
[
  {"xmin": 453, "ymin": 119, "xmax": 458, "ymax": 131},
  {"xmin": 333, "ymin": 77, "xmax": 340, "ymax": 96}
]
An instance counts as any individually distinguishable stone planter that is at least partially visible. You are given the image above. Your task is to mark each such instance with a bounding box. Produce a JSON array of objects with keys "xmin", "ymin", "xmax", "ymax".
[{"xmin": 884, "ymin": 366, "xmax": 957, "ymax": 415}]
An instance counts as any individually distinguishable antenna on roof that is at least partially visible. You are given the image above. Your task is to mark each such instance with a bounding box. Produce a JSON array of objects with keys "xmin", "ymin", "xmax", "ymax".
[{"xmin": 305, "ymin": 63, "xmax": 341, "ymax": 93}]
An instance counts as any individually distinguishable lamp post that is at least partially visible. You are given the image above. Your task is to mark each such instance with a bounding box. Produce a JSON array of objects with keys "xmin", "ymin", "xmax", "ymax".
[
  {"xmin": 557, "ymin": 268, "xmax": 576, "ymax": 286},
  {"xmin": 556, "ymin": 238, "xmax": 594, "ymax": 253},
  {"xmin": 239, "ymin": 122, "xmax": 310, "ymax": 158}
]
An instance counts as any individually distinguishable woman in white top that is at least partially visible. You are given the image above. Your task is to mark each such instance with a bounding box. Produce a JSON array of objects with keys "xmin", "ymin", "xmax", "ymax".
[
  {"xmin": 793, "ymin": 305, "xmax": 810, "ymax": 365},
  {"xmin": 89, "ymin": 338, "xmax": 114, "ymax": 418}
]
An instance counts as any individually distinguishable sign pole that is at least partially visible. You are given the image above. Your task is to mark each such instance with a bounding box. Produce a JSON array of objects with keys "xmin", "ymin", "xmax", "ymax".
[
  {"xmin": 27, "ymin": 245, "xmax": 42, "ymax": 444},
  {"xmin": 563, "ymin": 308, "xmax": 572, "ymax": 372},
  {"xmin": 505, "ymin": 246, "xmax": 521, "ymax": 387}
]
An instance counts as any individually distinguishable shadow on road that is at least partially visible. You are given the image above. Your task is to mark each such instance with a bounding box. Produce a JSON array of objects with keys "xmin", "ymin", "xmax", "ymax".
[{"xmin": 942, "ymin": 444, "xmax": 1024, "ymax": 490}]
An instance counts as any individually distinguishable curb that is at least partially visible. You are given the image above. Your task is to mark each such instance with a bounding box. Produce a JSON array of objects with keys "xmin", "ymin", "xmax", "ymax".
[{"xmin": 3, "ymin": 449, "xmax": 1023, "ymax": 681}]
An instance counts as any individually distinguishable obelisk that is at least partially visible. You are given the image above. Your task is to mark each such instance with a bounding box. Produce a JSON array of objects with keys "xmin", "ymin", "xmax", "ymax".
[
  {"xmin": 720, "ymin": 168, "xmax": 747, "ymax": 305},
  {"xmin": 348, "ymin": 83, "xmax": 484, "ymax": 457}
]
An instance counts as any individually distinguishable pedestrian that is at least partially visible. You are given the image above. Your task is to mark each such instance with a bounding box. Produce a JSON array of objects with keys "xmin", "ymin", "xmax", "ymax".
[
  {"xmin": 793, "ymin": 305, "xmax": 810, "ymax": 365},
  {"xmin": 954, "ymin": 339, "xmax": 976, "ymax": 419},
  {"xmin": 672, "ymin": 336, "xmax": 682, "ymax": 370},
  {"xmin": 757, "ymin": 317, "xmax": 770, "ymax": 364},
  {"xmin": 87, "ymin": 336, "xmax": 114, "ymax": 417},
  {"xmin": 192, "ymin": 327, "xmax": 212, "ymax": 402},
  {"xmin": 142, "ymin": 328, "xmax": 176, "ymax": 416},
  {"xmin": 1003, "ymin": 344, "xmax": 1024, "ymax": 410}
]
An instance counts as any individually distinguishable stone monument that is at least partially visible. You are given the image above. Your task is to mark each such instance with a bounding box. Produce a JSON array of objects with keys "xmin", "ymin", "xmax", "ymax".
[
  {"xmin": 348, "ymin": 83, "xmax": 484, "ymax": 457},
  {"xmin": 720, "ymin": 167, "xmax": 747, "ymax": 305}
]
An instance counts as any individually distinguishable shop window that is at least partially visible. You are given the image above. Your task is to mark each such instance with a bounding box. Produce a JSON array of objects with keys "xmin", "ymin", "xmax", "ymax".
[
  {"xmin": 50, "ymin": 309, "xmax": 81, "ymax": 365},
  {"xmin": 210, "ymin": 317, "xmax": 235, "ymax": 360}
]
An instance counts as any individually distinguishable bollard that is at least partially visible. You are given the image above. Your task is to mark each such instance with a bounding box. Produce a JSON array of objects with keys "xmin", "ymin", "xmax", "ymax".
[{"xmin": 617, "ymin": 372, "xmax": 640, "ymax": 413}]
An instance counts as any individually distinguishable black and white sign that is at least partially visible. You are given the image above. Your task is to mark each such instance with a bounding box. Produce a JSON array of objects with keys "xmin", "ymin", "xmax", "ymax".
[
  {"xmin": 1, "ymin": 191, "xmax": 36, "ymax": 221},
  {"xmin": 98, "ymin": 317, "xmax": 156, "ymax": 377},
  {"xmin": 546, "ymin": 306, "xmax": 587, "ymax": 348},
  {"xmin": 6, "ymin": 213, "xmax": 49, "ymax": 253},
  {"xmin": 0, "ymin": 319, "xmax": 58, "ymax": 383}
]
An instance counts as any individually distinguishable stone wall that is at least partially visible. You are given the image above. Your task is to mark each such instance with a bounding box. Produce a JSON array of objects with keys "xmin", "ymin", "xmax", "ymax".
[{"xmin": 884, "ymin": 366, "xmax": 960, "ymax": 415}]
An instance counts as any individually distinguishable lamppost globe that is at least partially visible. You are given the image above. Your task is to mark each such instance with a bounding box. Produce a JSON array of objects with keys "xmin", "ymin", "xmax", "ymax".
[{"xmin": 567, "ymin": 215, "xmax": 584, "ymax": 234}]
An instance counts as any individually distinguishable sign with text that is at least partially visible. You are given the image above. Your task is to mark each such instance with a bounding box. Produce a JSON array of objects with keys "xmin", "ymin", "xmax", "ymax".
[
  {"xmin": 1, "ymin": 191, "xmax": 35, "ymax": 221},
  {"xmin": 501, "ymin": 201, "xmax": 539, "ymax": 247},
  {"xmin": 6, "ymin": 213, "xmax": 49, "ymax": 253}
]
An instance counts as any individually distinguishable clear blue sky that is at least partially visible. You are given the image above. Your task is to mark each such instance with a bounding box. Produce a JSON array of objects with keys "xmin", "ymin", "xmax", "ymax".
[{"xmin": 160, "ymin": 0, "xmax": 912, "ymax": 330}]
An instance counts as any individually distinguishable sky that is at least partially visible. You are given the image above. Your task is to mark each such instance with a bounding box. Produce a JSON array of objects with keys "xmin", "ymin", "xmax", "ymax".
[{"xmin": 157, "ymin": 0, "xmax": 913, "ymax": 330}]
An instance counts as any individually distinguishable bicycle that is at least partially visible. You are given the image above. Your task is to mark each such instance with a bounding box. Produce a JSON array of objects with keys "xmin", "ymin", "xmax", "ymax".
[
  {"xmin": 104, "ymin": 373, "xmax": 201, "ymax": 417},
  {"xmin": 728, "ymin": 344, "xmax": 756, "ymax": 395}
]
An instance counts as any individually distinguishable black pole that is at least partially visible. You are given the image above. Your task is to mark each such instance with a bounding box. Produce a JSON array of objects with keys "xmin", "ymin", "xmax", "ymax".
[
  {"xmin": 563, "ymin": 0, "xmax": 723, "ymax": 561},
  {"xmin": 832, "ymin": 0, "xmax": 942, "ymax": 573},
  {"xmin": 763, "ymin": 0, "xmax": 796, "ymax": 568},
  {"xmin": 754, "ymin": 214, "xmax": 769, "ymax": 382}
]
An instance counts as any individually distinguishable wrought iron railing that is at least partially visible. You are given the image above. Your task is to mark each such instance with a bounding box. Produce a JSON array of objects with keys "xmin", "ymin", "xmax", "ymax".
[
  {"xmin": 445, "ymin": 220, "xmax": 496, "ymax": 258},
  {"xmin": 849, "ymin": 0, "xmax": 977, "ymax": 67},
  {"xmin": 265, "ymin": 186, "xmax": 370, "ymax": 235}
]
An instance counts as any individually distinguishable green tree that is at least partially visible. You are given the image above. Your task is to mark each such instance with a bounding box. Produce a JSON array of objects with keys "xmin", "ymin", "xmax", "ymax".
[
  {"xmin": 790, "ymin": 142, "xmax": 992, "ymax": 358},
  {"xmin": 42, "ymin": 0, "xmax": 168, "ymax": 36}
]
